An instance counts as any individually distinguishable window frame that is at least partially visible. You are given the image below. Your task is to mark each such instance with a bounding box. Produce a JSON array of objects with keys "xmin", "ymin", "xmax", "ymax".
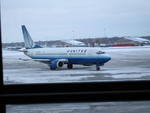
[
  {"xmin": 1, "ymin": 6, "xmax": 150, "ymax": 113},
  {"xmin": 1, "ymin": 81, "xmax": 150, "ymax": 112}
]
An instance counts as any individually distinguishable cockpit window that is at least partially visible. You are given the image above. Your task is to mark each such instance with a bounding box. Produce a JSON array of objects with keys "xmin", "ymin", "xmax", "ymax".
[{"xmin": 96, "ymin": 51, "xmax": 105, "ymax": 54}]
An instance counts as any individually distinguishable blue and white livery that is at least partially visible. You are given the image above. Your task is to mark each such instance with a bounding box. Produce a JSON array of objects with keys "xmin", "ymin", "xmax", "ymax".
[{"xmin": 20, "ymin": 25, "xmax": 111, "ymax": 70}]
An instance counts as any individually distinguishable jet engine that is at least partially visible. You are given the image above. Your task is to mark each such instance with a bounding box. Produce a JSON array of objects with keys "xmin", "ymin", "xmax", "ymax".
[{"xmin": 50, "ymin": 59, "xmax": 64, "ymax": 70}]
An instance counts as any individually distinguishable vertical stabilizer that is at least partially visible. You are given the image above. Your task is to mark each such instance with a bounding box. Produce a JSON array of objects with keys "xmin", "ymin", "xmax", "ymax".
[{"xmin": 21, "ymin": 25, "xmax": 35, "ymax": 49}]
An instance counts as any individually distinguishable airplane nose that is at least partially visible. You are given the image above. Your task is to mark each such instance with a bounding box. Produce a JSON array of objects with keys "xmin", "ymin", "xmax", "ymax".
[{"xmin": 105, "ymin": 56, "xmax": 111, "ymax": 62}]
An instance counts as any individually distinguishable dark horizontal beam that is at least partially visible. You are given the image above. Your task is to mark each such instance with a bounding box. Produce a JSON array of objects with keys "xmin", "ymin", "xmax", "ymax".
[
  {"xmin": 1, "ymin": 80, "xmax": 150, "ymax": 104},
  {"xmin": 1, "ymin": 89, "xmax": 150, "ymax": 104},
  {"xmin": 2, "ymin": 80, "xmax": 150, "ymax": 94}
]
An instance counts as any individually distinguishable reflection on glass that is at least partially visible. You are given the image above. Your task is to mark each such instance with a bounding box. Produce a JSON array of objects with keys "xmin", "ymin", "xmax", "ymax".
[
  {"xmin": 6, "ymin": 101, "xmax": 150, "ymax": 113},
  {"xmin": 2, "ymin": 0, "xmax": 150, "ymax": 84}
]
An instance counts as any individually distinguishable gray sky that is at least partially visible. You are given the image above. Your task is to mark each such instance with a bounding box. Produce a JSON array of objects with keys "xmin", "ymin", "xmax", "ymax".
[{"xmin": 1, "ymin": 0, "xmax": 150, "ymax": 43}]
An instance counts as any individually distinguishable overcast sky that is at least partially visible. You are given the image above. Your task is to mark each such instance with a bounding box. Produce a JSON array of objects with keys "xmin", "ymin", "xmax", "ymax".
[{"xmin": 1, "ymin": 0, "xmax": 150, "ymax": 43}]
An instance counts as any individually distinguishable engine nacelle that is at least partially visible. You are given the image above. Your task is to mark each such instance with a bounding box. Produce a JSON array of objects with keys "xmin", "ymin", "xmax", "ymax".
[
  {"xmin": 50, "ymin": 59, "xmax": 64, "ymax": 70},
  {"xmin": 57, "ymin": 61, "xmax": 64, "ymax": 67}
]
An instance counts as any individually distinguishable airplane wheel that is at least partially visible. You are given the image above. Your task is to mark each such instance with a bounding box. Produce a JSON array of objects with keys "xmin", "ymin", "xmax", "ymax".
[
  {"xmin": 96, "ymin": 66, "xmax": 100, "ymax": 71},
  {"xmin": 50, "ymin": 67, "xmax": 56, "ymax": 70},
  {"xmin": 67, "ymin": 64, "xmax": 73, "ymax": 69}
]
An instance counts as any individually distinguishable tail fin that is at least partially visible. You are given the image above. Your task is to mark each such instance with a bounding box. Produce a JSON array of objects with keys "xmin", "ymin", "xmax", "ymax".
[{"xmin": 21, "ymin": 25, "xmax": 35, "ymax": 49}]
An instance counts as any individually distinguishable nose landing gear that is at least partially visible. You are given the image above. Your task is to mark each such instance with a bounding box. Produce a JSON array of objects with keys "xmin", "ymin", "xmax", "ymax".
[{"xmin": 96, "ymin": 65, "xmax": 101, "ymax": 71}]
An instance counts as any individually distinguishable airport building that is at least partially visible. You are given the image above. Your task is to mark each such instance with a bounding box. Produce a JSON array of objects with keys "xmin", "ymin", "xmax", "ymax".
[{"xmin": 2, "ymin": 36, "xmax": 150, "ymax": 50}]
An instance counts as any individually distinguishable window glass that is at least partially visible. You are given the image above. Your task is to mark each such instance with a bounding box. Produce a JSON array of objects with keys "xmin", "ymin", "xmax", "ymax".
[
  {"xmin": 2, "ymin": 0, "xmax": 150, "ymax": 84},
  {"xmin": 6, "ymin": 101, "xmax": 150, "ymax": 113}
]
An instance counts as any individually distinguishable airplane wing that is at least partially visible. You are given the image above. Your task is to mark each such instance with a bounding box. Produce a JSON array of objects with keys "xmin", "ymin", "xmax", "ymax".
[
  {"xmin": 18, "ymin": 58, "xmax": 68, "ymax": 64},
  {"xmin": 18, "ymin": 58, "xmax": 50, "ymax": 64},
  {"xmin": 18, "ymin": 58, "xmax": 32, "ymax": 61}
]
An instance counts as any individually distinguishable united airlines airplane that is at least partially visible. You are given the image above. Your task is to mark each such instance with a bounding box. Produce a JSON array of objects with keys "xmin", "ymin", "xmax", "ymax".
[{"xmin": 20, "ymin": 25, "xmax": 111, "ymax": 70}]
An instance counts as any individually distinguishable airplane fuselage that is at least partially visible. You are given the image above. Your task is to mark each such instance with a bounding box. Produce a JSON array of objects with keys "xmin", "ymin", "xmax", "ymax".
[{"xmin": 25, "ymin": 47, "xmax": 111, "ymax": 66}]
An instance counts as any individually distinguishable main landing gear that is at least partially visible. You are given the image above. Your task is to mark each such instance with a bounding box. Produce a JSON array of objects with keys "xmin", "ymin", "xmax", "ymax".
[
  {"xmin": 96, "ymin": 65, "xmax": 101, "ymax": 71},
  {"xmin": 67, "ymin": 64, "xmax": 73, "ymax": 69},
  {"xmin": 49, "ymin": 66, "xmax": 56, "ymax": 70}
]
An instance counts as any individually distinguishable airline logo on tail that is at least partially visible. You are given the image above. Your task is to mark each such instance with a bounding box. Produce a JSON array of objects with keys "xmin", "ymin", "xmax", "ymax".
[{"xmin": 22, "ymin": 25, "xmax": 42, "ymax": 49}]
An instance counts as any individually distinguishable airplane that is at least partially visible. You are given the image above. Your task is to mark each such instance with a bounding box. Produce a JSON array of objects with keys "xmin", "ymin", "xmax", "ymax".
[{"xmin": 20, "ymin": 25, "xmax": 111, "ymax": 70}]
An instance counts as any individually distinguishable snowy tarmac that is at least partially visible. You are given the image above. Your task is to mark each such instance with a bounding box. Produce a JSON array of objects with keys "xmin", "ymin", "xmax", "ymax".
[{"xmin": 3, "ymin": 46, "xmax": 150, "ymax": 84}]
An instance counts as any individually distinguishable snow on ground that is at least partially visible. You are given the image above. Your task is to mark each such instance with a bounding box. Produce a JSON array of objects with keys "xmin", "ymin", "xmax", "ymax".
[
  {"xmin": 124, "ymin": 36, "xmax": 150, "ymax": 42},
  {"xmin": 4, "ymin": 68, "xmax": 96, "ymax": 83},
  {"xmin": 63, "ymin": 40, "xmax": 85, "ymax": 46}
]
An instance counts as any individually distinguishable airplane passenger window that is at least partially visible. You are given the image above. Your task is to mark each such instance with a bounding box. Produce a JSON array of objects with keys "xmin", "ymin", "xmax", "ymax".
[{"xmin": 1, "ymin": 0, "xmax": 150, "ymax": 84}]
